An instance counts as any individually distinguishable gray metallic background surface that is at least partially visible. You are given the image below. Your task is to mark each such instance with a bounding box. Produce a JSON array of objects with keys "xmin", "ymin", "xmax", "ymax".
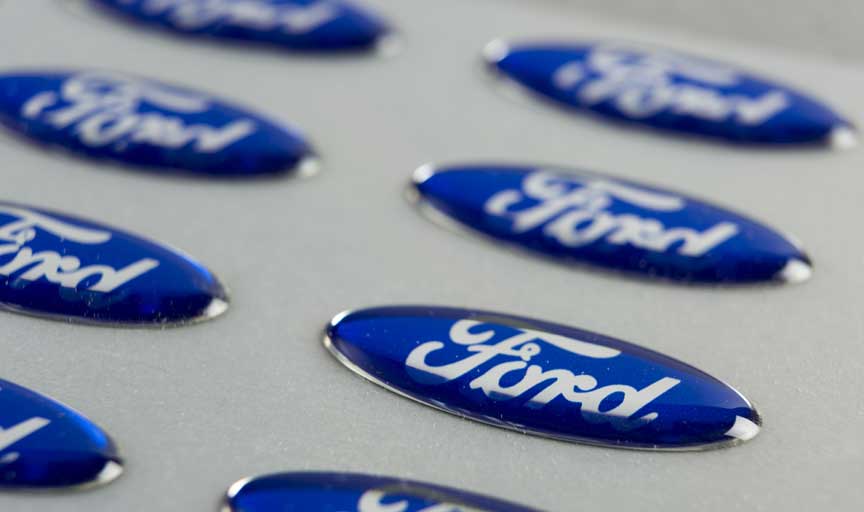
[{"xmin": 1, "ymin": 1, "xmax": 862, "ymax": 510}]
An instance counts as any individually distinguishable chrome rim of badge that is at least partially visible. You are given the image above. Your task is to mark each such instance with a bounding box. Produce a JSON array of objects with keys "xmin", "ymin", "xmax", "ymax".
[
  {"xmin": 0, "ymin": 378, "xmax": 123, "ymax": 490},
  {"xmin": 0, "ymin": 201, "xmax": 229, "ymax": 327},
  {"xmin": 324, "ymin": 306, "xmax": 762, "ymax": 452},
  {"xmin": 0, "ymin": 69, "xmax": 318, "ymax": 177},
  {"xmin": 408, "ymin": 162, "xmax": 813, "ymax": 285},
  {"xmin": 481, "ymin": 38, "xmax": 856, "ymax": 149},
  {"xmin": 223, "ymin": 472, "xmax": 542, "ymax": 512}
]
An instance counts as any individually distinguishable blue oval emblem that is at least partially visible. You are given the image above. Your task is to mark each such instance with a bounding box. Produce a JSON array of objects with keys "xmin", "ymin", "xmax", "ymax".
[
  {"xmin": 0, "ymin": 70, "xmax": 315, "ymax": 176},
  {"xmin": 326, "ymin": 306, "xmax": 762, "ymax": 450},
  {"xmin": 0, "ymin": 378, "xmax": 122, "ymax": 489},
  {"xmin": 484, "ymin": 40, "xmax": 855, "ymax": 147},
  {"xmin": 92, "ymin": 0, "xmax": 392, "ymax": 53},
  {"xmin": 226, "ymin": 472, "xmax": 541, "ymax": 511},
  {"xmin": 412, "ymin": 163, "xmax": 811, "ymax": 284},
  {"xmin": 0, "ymin": 201, "xmax": 228, "ymax": 325}
]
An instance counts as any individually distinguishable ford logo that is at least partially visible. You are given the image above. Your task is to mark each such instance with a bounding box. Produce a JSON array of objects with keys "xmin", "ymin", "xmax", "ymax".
[
  {"xmin": 225, "ymin": 472, "xmax": 541, "ymax": 511},
  {"xmin": 484, "ymin": 40, "xmax": 855, "ymax": 148},
  {"xmin": 325, "ymin": 306, "xmax": 762, "ymax": 451},
  {"xmin": 0, "ymin": 70, "xmax": 315, "ymax": 176},
  {"xmin": 411, "ymin": 163, "xmax": 812, "ymax": 284},
  {"xmin": 0, "ymin": 377, "xmax": 122, "ymax": 489},
  {"xmin": 0, "ymin": 201, "xmax": 228, "ymax": 326},
  {"xmin": 91, "ymin": 0, "xmax": 392, "ymax": 53}
]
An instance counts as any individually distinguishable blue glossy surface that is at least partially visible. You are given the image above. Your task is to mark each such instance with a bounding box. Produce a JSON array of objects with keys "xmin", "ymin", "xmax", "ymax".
[
  {"xmin": 0, "ymin": 201, "xmax": 227, "ymax": 325},
  {"xmin": 413, "ymin": 164, "xmax": 811, "ymax": 284},
  {"xmin": 92, "ymin": 0, "xmax": 391, "ymax": 53},
  {"xmin": 0, "ymin": 70, "xmax": 313, "ymax": 176},
  {"xmin": 326, "ymin": 306, "xmax": 762, "ymax": 450},
  {"xmin": 0, "ymin": 378, "xmax": 121, "ymax": 489},
  {"xmin": 486, "ymin": 41, "xmax": 854, "ymax": 146},
  {"xmin": 226, "ymin": 472, "xmax": 542, "ymax": 511}
]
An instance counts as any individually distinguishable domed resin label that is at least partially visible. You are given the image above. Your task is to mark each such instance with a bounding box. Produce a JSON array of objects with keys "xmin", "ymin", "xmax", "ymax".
[
  {"xmin": 92, "ymin": 0, "xmax": 392, "ymax": 52},
  {"xmin": 485, "ymin": 40, "xmax": 854, "ymax": 147},
  {"xmin": 225, "ymin": 472, "xmax": 541, "ymax": 511},
  {"xmin": 0, "ymin": 378, "xmax": 122, "ymax": 489},
  {"xmin": 0, "ymin": 201, "xmax": 227, "ymax": 325},
  {"xmin": 412, "ymin": 163, "xmax": 811, "ymax": 284},
  {"xmin": 326, "ymin": 306, "xmax": 762, "ymax": 450},
  {"xmin": 0, "ymin": 70, "xmax": 314, "ymax": 176}
]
